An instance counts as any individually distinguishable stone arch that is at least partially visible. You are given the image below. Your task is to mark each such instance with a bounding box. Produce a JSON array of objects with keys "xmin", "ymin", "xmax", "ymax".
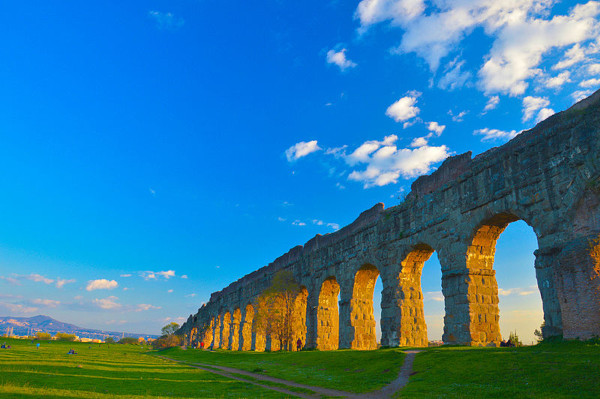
[
  {"xmin": 240, "ymin": 304, "xmax": 254, "ymax": 351},
  {"xmin": 317, "ymin": 276, "xmax": 340, "ymax": 350},
  {"xmin": 230, "ymin": 308, "xmax": 242, "ymax": 351},
  {"xmin": 397, "ymin": 244, "xmax": 435, "ymax": 347},
  {"xmin": 292, "ymin": 286, "xmax": 308, "ymax": 350},
  {"xmin": 463, "ymin": 212, "xmax": 550, "ymax": 345},
  {"xmin": 350, "ymin": 264, "xmax": 380, "ymax": 350},
  {"xmin": 221, "ymin": 312, "xmax": 231, "ymax": 350}
]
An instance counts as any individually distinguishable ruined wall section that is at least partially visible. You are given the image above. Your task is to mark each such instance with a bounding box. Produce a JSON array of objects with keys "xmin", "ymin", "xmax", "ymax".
[{"xmin": 180, "ymin": 89, "xmax": 600, "ymax": 345}]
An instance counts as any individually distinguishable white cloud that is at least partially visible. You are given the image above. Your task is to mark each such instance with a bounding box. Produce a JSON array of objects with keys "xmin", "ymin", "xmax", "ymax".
[
  {"xmin": 140, "ymin": 270, "xmax": 176, "ymax": 280},
  {"xmin": 449, "ymin": 110, "xmax": 467, "ymax": 122},
  {"xmin": 499, "ymin": 286, "xmax": 538, "ymax": 296},
  {"xmin": 0, "ymin": 301, "xmax": 38, "ymax": 314},
  {"xmin": 181, "ymin": 275, "xmax": 188, "ymax": 279},
  {"xmin": 427, "ymin": 121, "xmax": 445, "ymax": 135},
  {"xmin": 385, "ymin": 92, "xmax": 420, "ymax": 122},
  {"xmin": 312, "ymin": 219, "xmax": 325, "ymax": 226},
  {"xmin": 544, "ymin": 71, "xmax": 571, "ymax": 88},
  {"xmin": 553, "ymin": 44, "xmax": 586, "ymax": 69},
  {"xmin": 86, "ymin": 279, "xmax": 118, "ymax": 291},
  {"xmin": 167, "ymin": 289, "xmax": 173, "ymax": 293},
  {"xmin": 326, "ymin": 48, "xmax": 357, "ymax": 71},
  {"xmin": 572, "ymin": 89, "xmax": 593, "ymax": 102},
  {"xmin": 327, "ymin": 222, "xmax": 340, "ymax": 230},
  {"xmin": 120, "ymin": 274, "xmax": 132, "ymax": 278},
  {"xmin": 285, "ymin": 140, "xmax": 321, "ymax": 162},
  {"xmin": 410, "ymin": 136, "xmax": 429, "ymax": 147},
  {"xmin": 148, "ymin": 11, "xmax": 184, "ymax": 30},
  {"xmin": 346, "ymin": 135, "xmax": 449, "ymax": 187},
  {"xmin": 94, "ymin": 296, "xmax": 121, "ymax": 310},
  {"xmin": 522, "ymin": 96, "xmax": 550, "ymax": 121},
  {"xmin": 28, "ymin": 274, "xmax": 54, "ymax": 285},
  {"xmin": 474, "ymin": 128, "xmax": 519, "ymax": 141},
  {"xmin": 356, "ymin": 0, "xmax": 600, "ymax": 94},
  {"xmin": 185, "ymin": 293, "xmax": 197, "ymax": 298},
  {"xmin": 0, "ymin": 276, "xmax": 20, "ymax": 285},
  {"xmin": 31, "ymin": 298, "xmax": 60, "ymax": 308},
  {"xmin": 292, "ymin": 220, "xmax": 306, "ymax": 226},
  {"xmin": 483, "ymin": 95, "xmax": 500, "ymax": 112},
  {"xmin": 355, "ymin": 0, "xmax": 425, "ymax": 28},
  {"xmin": 588, "ymin": 63, "xmax": 600, "ymax": 75},
  {"xmin": 136, "ymin": 304, "xmax": 161, "ymax": 312},
  {"xmin": 277, "ymin": 217, "xmax": 286, "ymax": 222},
  {"xmin": 55, "ymin": 278, "xmax": 76, "ymax": 289},
  {"xmin": 579, "ymin": 78, "xmax": 600, "ymax": 87},
  {"xmin": 438, "ymin": 59, "xmax": 471, "ymax": 90},
  {"xmin": 536, "ymin": 107, "xmax": 555, "ymax": 122}
]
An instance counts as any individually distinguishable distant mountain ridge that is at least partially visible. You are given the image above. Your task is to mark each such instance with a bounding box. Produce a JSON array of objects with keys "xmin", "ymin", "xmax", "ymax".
[{"xmin": 0, "ymin": 315, "xmax": 158, "ymax": 341}]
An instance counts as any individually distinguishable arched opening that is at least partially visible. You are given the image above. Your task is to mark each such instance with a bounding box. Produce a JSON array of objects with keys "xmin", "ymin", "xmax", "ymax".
[
  {"xmin": 317, "ymin": 276, "xmax": 340, "ymax": 350},
  {"xmin": 221, "ymin": 312, "xmax": 231, "ymax": 350},
  {"xmin": 240, "ymin": 304, "xmax": 253, "ymax": 351},
  {"xmin": 230, "ymin": 308, "xmax": 241, "ymax": 351},
  {"xmin": 421, "ymin": 252, "xmax": 444, "ymax": 345},
  {"xmin": 467, "ymin": 214, "xmax": 544, "ymax": 345},
  {"xmin": 398, "ymin": 244, "xmax": 435, "ymax": 347},
  {"xmin": 292, "ymin": 286, "xmax": 308, "ymax": 351},
  {"xmin": 212, "ymin": 315, "xmax": 221, "ymax": 349},
  {"xmin": 350, "ymin": 264, "xmax": 380, "ymax": 350}
]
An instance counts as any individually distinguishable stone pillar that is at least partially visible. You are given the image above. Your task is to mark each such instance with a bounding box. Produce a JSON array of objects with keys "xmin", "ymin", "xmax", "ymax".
[
  {"xmin": 338, "ymin": 282, "xmax": 353, "ymax": 349},
  {"xmin": 202, "ymin": 318, "xmax": 214, "ymax": 348},
  {"xmin": 304, "ymin": 287, "xmax": 319, "ymax": 349},
  {"xmin": 240, "ymin": 305, "xmax": 254, "ymax": 351},
  {"xmin": 230, "ymin": 309, "xmax": 241, "ymax": 351},
  {"xmin": 291, "ymin": 288, "xmax": 308, "ymax": 351},
  {"xmin": 534, "ymin": 247, "xmax": 563, "ymax": 338},
  {"xmin": 316, "ymin": 277, "xmax": 340, "ymax": 350},
  {"xmin": 380, "ymin": 283, "xmax": 399, "ymax": 347},
  {"xmin": 554, "ymin": 235, "xmax": 600, "ymax": 339},
  {"xmin": 212, "ymin": 315, "xmax": 221, "ymax": 349},
  {"xmin": 221, "ymin": 312, "xmax": 231, "ymax": 350}
]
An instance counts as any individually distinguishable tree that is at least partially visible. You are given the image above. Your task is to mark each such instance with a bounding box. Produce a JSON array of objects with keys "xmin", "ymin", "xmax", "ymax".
[
  {"xmin": 152, "ymin": 334, "xmax": 182, "ymax": 349},
  {"xmin": 161, "ymin": 322, "xmax": 180, "ymax": 336},
  {"xmin": 35, "ymin": 332, "xmax": 52, "ymax": 340},
  {"xmin": 253, "ymin": 270, "xmax": 301, "ymax": 351},
  {"xmin": 534, "ymin": 321, "xmax": 545, "ymax": 343},
  {"xmin": 54, "ymin": 332, "xmax": 76, "ymax": 342},
  {"xmin": 508, "ymin": 330, "xmax": 523, "ymax": 347},
  {"xmin": 105, "ymin": 337, "xmax": 116, "ymax": 344}
]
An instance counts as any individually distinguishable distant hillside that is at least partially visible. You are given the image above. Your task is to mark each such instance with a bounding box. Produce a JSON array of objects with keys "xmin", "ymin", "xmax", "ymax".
[{"xmin": 0, "ymin": 315, "xmax": 158, "ymax": 341}]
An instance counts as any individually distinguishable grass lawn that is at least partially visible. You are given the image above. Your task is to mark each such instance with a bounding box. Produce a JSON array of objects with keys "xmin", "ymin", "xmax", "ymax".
[
  {"xmin": 399, "ymin": 340, "xmax": 600, "ymax": 398},
  {"xmin": 159, "ymin": 347, "xmax": 407, "ymax": 393},
  {"xmin": 0, "ymin": 338, "xmax": 282, "ymax": 398}
]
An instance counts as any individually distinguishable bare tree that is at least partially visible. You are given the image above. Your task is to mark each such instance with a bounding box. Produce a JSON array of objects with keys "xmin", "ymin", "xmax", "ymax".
[{"xmin": 253, "ymin": 270, "xmax": 301, "ymax": 351}]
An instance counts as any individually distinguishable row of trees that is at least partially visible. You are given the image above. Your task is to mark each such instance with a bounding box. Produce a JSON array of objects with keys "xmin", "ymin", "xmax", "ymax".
[{"xmin": 34, "ymin": 332, "xmax": 77, "ymax": 341}]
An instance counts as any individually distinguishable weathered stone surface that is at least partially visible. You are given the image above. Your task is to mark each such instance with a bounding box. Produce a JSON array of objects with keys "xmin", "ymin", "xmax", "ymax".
[{"xmin": 180, "ymin": 89, "xmax": 600, "ymax": 349}]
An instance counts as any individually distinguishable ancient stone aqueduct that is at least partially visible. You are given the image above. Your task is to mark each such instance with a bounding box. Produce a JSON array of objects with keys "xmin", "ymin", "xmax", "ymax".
[{"xmin": 179, "ymin": 90, "xmax": 600, "ymax": 350}]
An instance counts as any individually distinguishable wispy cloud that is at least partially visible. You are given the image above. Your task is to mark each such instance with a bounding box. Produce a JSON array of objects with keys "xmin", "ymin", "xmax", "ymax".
[
  {"xmin": 148, "ymin": 11, "xmax": 184, "ymax": 30},
  {"xmin": 135, "ymin": 303, "xmax": 161, "ymax": 312},
  {"xmin": 140, "ymin": 270, "xmax": 176, "ymax": 280},
  {"xmin": 31, "ymin": 298, "xmax": 60, "ymax": 308},
  {"xmin": 93, "ymin": 296, "xmax": 122, "ymax": 310},
  {"xmin": 55, "ymin": 278, "xmax": 76, "ymax": 289},
  {"xmin": 474, "ymin": 128, "xmax": 519, "ymax": 142}
]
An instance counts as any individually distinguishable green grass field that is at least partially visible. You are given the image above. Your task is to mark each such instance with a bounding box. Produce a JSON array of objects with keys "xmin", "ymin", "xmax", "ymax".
[
  {"xmin": 1, "ymin": 337, "xmax": 599, "ymax": 398},
  {"xmin": 0, "ymin": 338, "xmax": 281, "ymax": 398},
  {"xmin": 398, "ymin": 340, "xmax": 600, "ymax": 398},
  {"xmin": 160, "ymin": 346, "xmax": 406, "ymax": 393}
]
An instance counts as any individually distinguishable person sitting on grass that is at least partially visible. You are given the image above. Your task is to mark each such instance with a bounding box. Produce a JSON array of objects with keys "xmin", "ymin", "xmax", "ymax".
[{"xmin": 68, "ymin": 349, "xmax": 78, "ymax": 355}]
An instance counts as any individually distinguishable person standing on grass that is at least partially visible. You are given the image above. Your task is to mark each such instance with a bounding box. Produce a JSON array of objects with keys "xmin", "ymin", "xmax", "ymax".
[
  {"xmin": 200, "ymin": 341, "xmax": 205, "ymax": 350},
  {"xmin": 296, "ymin": 338, "xmax": 302, "ymax": 351}
]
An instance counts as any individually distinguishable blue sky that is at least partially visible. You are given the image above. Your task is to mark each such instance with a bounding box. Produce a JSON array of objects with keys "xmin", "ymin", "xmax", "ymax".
[{"xmin": 0, "ymin": 1, "xmax": 598, "ymax": 342}]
